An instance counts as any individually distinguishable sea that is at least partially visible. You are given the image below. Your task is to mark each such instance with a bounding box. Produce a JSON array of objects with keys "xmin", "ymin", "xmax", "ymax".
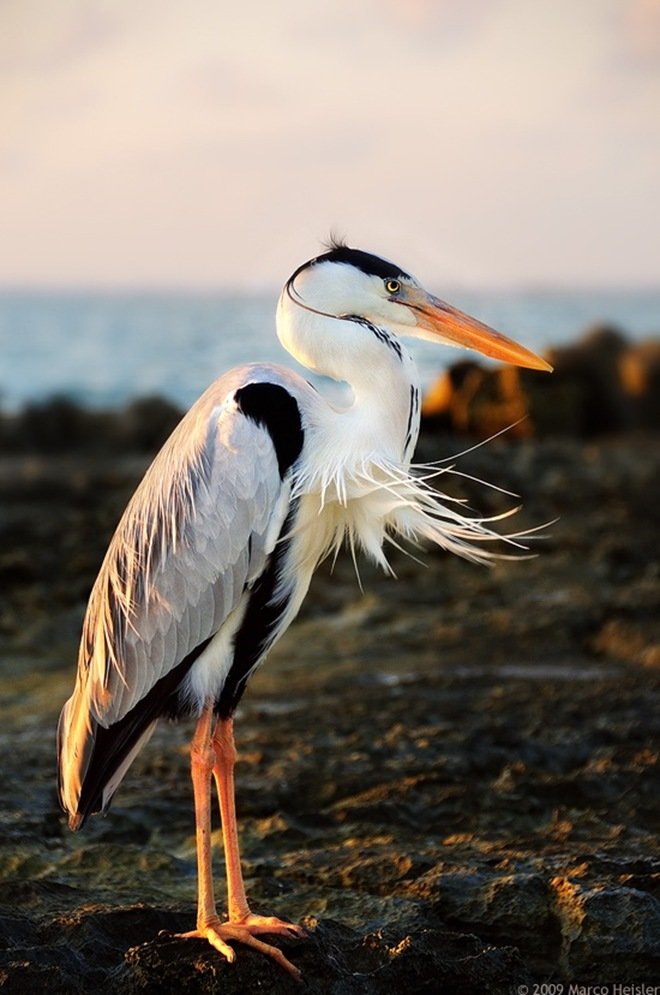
[{"xmin": 0, "ymin": 287, "xmax": 658, "ymax": 413}]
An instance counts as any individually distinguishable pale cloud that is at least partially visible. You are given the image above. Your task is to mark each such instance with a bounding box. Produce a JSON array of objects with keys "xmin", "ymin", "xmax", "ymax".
[
  {"xmin": 621, "ymin": 0, "xmax": 660, "ymax": 65},
  {"xmin": 0, "ymin": 0, "xmax": 658, "ymax": 287}
]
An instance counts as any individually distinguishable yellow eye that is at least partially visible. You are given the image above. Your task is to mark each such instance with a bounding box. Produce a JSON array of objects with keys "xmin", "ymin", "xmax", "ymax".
[{"xmin": 385, "ymin": 279, "xmax": 400, "ymax": 295}]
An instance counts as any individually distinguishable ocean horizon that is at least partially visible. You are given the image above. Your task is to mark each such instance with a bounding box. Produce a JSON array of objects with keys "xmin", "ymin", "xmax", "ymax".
[{"xmin": 1, "ymin": 286, "xmax": 659, "ymax": 413}]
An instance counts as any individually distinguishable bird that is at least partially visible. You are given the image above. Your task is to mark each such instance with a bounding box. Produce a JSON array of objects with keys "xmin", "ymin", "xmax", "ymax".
[{"xmin": 57, "ymin": 240, "xmax": 551, "ymax": 979}]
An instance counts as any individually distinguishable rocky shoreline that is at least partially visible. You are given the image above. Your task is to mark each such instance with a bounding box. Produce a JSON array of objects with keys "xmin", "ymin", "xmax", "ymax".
[{"xmin": 0, "ymin": 345, "xmax": 658, "ymax": 991}]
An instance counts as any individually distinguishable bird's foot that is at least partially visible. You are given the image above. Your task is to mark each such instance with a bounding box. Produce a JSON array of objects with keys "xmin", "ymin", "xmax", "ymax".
[
  {"xmin": 173, "ymin": 914, "xmax": 306, "ymax": 980},
  {"xmin": 231, "ymin": 911, "xmax": 307, "ymax": 939}
]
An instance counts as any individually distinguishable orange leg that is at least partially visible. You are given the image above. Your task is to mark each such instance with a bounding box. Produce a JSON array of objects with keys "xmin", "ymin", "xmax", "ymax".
[
  {"xmin": 212, "ymin": 715, "xmax": 307, "ymax": 943},
  {"xmin": 173, "ymin": 702, "xmax": 304, "ymax": 979}
]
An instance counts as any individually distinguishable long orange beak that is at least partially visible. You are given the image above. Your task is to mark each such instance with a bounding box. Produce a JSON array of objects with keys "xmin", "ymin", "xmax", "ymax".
[{"xmin": 403, "ymin": 288, "xmax": 552, "ymax": 372}]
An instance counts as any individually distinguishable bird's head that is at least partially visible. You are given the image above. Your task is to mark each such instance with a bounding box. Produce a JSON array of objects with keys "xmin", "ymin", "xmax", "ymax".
[{"xmin": 278, "ymin": 241, "xmax": 552, "ymax": 374}]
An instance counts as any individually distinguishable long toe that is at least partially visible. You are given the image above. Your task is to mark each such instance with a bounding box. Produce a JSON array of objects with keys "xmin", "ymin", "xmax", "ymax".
[
  {"xmin": 171, "ymin": 921, "xmax": 302, "ymax": 980},
  {"xmin": 220, "ymin": 923, "xmax": 302, "ymax": 979},
  {"xmin": 172, "ymin": 927, "xmax": 236, "ymax": 964},
  {"xmin": 232, "ymin": 912, "xmax": 307, "ymax": 939}
]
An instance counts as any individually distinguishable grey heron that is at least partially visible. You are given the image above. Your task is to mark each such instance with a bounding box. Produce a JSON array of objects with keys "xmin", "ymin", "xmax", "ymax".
[{"xmin": 57, "ymin": 241, "xmax": 551, "ymax": 978}]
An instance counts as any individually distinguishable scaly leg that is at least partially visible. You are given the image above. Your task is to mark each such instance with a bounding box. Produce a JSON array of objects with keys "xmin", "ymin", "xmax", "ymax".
[
  {"xmin": 173, "ymin": 703, "xmax": 303, "ymax": 979},
  {"xmin": 212, "ymin": 717, "xmax": 306, "ymax": 953}
]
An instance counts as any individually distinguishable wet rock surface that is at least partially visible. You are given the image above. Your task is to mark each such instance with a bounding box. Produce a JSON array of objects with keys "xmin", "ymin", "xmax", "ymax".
[{"xmin": 0, "ymin": 422, "xmax": 658, "ymax": 991}]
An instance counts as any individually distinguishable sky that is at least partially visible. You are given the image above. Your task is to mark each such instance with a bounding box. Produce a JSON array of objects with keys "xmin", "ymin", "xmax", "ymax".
[{"xmin": 1, "ymin": 0, "xmax": 659, "ymax": 290}]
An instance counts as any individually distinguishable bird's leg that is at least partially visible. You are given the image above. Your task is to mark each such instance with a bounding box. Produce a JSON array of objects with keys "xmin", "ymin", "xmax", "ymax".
[
  {"xmin": 172, "ymin": 704, "xmax": 303, "ymax": 979},
  {"xmin": 172, "ymin": 701, "xmax": 235, "ymax": 962},
  {"xmin": 211, "ymin": 715, "xmax": 250, "ymax": 922},
  {"xmin": 212, "ymin": 715, "xmax": 307, "ymax": 951},
  {"xmin": 191, "ymin": 702, "xmax": 219, "ymax": 929}
]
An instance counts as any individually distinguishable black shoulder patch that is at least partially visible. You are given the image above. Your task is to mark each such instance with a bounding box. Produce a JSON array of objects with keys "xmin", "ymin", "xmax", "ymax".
[{"xmin": 235, "ymin": 383, "xmax": 304, "ymax": 479}]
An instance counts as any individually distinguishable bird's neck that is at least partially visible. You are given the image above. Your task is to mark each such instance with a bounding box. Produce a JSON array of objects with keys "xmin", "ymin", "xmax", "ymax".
[
  {"xmin": 277, "ymin": 295, "xmax": 420, "ymax": 465},
  {"xmin": 342, "ymin": 343, "xmax": 420, "ymax": 467}
]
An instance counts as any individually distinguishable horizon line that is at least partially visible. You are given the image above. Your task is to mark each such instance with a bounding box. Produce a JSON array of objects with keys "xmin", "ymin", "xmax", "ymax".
[{"xmin": 1, "ymin": 279, "xmax": 660, "ymax": 297}]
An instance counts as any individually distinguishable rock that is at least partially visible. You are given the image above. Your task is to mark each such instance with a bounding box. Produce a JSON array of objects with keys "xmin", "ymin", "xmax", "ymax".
[
  {"xmin": 538, "ymin": 325, "xmax": 632, "ymax": 435},
  {"xmin": 619, "ymin": 339, "xmax": 660, "ymax": 430},
  {"xmin": 0, "ymin": 906, "xmax": 532, "ymax": 994},
  {"xmin": 422, "ymin": 326, "xmax": 660, "ymax": 437},
  {"xmin": 422, "ymin": 362, "xmax": 533, "ymax": 438},
  {"xmin": 409, "ymin": 867, "xmax": 560, "ymax": 969},
  {"xmin": 551, "ymin": 877, "xmax": 660, "ymax": 980},
  {"xmin": 0, "ymin": 396, "xmax": 182, "ymax": 455},
  {"xmin": 1, "ymin": 419, "xmax": 659, "ymax": 989}
]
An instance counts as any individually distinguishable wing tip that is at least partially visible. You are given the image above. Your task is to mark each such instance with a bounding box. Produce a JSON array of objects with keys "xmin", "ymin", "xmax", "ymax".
[{"xmin": 67, "ymin": 811, "xmax": 86, "ymax": 832}]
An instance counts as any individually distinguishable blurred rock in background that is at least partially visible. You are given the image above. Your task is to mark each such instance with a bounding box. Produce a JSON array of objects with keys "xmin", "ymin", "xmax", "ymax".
[{"xmin": 422, "ymin": 327, "xmax": 660, "ymax": 438}]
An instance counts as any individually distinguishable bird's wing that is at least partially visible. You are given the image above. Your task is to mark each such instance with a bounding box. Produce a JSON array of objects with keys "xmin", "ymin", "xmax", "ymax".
[
  {"xmin": 58, "ymin": 367, "xmax": 305, "ymax": 824},
  {"xmin": 84, "ymin": 375, "xmax": 295, "ymax": 726}
]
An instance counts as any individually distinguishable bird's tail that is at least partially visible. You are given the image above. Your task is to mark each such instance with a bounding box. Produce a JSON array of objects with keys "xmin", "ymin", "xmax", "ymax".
[{"xmin": 57, "ymin": 679, "xmax": 157, "ymax": 831}]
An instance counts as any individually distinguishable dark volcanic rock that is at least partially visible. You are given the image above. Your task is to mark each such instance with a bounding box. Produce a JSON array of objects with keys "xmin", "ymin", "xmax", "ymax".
[
  {"xmin": 0, "ymin": 419, "xmax": 658, "ymax": 990},
  {"xmin": 0, "ymin": 902, "xmax": 532, "ymax": 994},
  {"xmin": 114, "ymin": 919, "xmax": 531, "ymax": 994}
]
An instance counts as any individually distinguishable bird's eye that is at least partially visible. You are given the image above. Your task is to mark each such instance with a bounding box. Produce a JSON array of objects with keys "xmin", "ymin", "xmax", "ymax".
[{"xmin": 385, "ymin": 279, "xmax": 401, "ymax": 295}]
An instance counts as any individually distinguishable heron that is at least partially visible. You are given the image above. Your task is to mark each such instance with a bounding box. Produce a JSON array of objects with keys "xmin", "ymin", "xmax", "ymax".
[{"xmin": 57, "ymin": 241, "xmax": 551, "ymax": 978}]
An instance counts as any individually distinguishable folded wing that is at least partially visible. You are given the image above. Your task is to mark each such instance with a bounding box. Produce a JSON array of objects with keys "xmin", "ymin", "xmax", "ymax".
[{"xmin": 57, "ymin": 367, "xmax": 300, "ymax": 827}]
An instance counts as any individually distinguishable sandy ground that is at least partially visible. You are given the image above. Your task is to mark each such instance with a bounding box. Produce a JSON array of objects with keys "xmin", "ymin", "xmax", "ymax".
[{"xmin": 0, "ymin": 427, "xmax": 658, "ymax": 992}]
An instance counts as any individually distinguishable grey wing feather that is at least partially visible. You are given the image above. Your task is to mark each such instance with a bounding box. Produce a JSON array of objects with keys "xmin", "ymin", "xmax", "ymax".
[{"xmin": 73, "ymin": 369, "xmax": 293, "ymax": 729}]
